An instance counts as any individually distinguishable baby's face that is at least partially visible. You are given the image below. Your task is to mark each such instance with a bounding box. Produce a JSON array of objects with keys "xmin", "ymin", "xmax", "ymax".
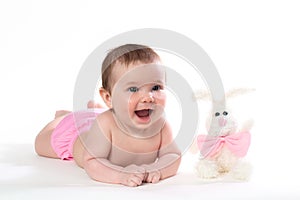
[{"xmin": 111, "ymin": 62, "xmax": 166, "ymax": 130}]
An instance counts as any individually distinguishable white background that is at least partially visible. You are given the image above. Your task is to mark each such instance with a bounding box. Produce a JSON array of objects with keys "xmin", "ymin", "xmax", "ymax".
[{"xmin": 1, "ymin": 0, "xmax": 300, "ymax": 197}]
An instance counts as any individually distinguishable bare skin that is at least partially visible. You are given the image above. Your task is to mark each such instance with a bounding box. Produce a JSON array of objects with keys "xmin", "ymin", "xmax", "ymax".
[
  {"xmin": 35, "ymin": 63, "xmax": 181, "ymax": 187},
  {"xmin": 72, "ymin": 109, "xmax": 181, "ymax": 186}
]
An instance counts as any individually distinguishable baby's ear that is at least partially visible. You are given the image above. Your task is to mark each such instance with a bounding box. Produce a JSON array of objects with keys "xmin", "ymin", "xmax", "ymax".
[{"xmin": 99, "ymin": 87, "xmax": 112, "ymax": 108}]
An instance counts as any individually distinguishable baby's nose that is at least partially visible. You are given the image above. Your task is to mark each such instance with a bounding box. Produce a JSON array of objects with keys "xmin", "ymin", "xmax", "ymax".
[{"xmin": 141, "ymin": 92, "xmax": 154, "ymax": 103}]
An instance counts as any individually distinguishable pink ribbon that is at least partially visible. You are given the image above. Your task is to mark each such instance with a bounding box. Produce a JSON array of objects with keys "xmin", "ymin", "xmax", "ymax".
[{"xmin": 197, "ymin": 131, "xmax": 251, "ymax": 158}]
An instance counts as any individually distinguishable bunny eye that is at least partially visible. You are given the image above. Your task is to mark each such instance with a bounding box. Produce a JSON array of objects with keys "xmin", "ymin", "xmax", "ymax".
[
  {"xmin": 223, "ymin": 111, "xmax": 228, "ymax": 116},
  {"xmin": 215, "ymin": 112, "xmax": 220, "ymax": 117}
]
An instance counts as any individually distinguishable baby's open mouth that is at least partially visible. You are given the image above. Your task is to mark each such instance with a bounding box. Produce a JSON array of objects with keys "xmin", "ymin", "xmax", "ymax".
[{"xmin": 135, "ymin": 109, "xmax": 152, "ymax": 118}]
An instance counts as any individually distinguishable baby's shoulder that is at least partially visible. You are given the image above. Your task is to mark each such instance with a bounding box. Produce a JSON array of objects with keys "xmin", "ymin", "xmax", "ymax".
[
  {"xmin": 97, "ymin": 109, "xmax": 111, "ymax": 117},
  {"xmin": 96, "ymin": 109, "xmax": 114, "ymax": 124},
  {"xmin": 160, "ymin": 121, "xmax": 174, "ymax": 140},
  {"xmin": 161, "ymin": 120, "xmax": 172, "ymax": 133}
]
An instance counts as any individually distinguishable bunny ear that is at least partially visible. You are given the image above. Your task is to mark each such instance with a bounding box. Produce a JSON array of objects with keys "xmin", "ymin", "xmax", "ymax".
[
  {"xmin": 193, "ymin": 90, "xmax": 211, "ymax": 101},
  {"xmin": 194, "ymin": 90, "xmax": 227, "ymax": 103},
  {"xmin": 225, "ymin": 88, "xmax": 256, "ymax": 99}
]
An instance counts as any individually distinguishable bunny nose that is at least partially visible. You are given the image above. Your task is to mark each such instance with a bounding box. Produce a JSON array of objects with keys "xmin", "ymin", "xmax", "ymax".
[{"xmin": 218, "ymin": 118, "xmax": 227, "ymax": 127}]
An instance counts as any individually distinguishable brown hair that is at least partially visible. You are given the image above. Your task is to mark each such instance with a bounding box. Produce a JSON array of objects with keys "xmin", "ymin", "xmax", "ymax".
[{"xmin": 101, "ymin": 44, "xmax": 161, "ymax": 93}]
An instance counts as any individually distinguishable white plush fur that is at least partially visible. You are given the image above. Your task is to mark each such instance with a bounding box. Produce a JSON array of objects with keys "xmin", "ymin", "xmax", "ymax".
[
  {"xmin": 194, "ymin": 88, "xmax": 254, "ymax": 181},
  {"xmin": 195, "ymin": 147, "xmax": 252, "ymax": 181}
]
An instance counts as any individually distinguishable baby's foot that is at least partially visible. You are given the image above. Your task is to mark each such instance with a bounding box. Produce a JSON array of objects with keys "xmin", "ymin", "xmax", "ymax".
[
  {"xmin": 55, "ymin": 110, "xmax": 71, "ymax": 119},
  {"xmin": 87, "ymin": 100, "xmax": 105, "ymax": 109}
]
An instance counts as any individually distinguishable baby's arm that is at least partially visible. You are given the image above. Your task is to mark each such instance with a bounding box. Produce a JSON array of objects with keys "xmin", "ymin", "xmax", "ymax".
[
  {"xmin": 142, "ymin": 122, "xmax": 181, "ymax": 182},
  {"xmin": 83, "ymin": 150, "xmax": 145, "ymax": 187},
  {"xmin": 80, "ymin": 116, "xmax": 145, "ymax": 187}
]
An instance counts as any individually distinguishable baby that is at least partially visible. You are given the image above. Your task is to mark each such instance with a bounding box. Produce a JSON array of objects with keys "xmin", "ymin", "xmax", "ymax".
[{"xmin": 35, "ymin": 44, "xmax": 181, "ymax": 187}]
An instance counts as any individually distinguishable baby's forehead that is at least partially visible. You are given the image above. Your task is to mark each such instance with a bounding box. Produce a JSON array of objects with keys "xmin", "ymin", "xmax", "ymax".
[{"xmin": 112, "ymin": 63, "xmax": 166, "ymax": 86}]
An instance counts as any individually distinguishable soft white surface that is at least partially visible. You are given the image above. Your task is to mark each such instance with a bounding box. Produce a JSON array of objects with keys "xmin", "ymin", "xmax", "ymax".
[
  {"xmin": 1, "ymin": 144, "xmax": 300, "ymax": 200},
  {"xmin": 1, "ymin": 0, "xmax": 300, "ymax": 199}
]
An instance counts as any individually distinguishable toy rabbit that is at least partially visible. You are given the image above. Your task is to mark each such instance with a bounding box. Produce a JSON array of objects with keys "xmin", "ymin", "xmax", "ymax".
[{"xmin": 193, "ymin": 88, "xmax": 254, "ymax": 180}]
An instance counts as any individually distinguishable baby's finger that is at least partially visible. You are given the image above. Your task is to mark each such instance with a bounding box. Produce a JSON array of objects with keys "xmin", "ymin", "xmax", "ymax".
[
  {"xmin": 126, "ymin": 179, "xmax": 139, "ymax": 187},
  {"xmin": 151, "ymin": 175, "xmax": 160, "ymax": 183},
  {"xmin": 147, "ymin": 174, "xmax": 155, "ymax": 183},
  {"xmin": 126, "ymin": 180, "xmax": 138, "ymax": 187},
  {"xmin": 146, "ymin": 171, "xmax": 161, "ymax": 183},
  {"xmin": 129, "ymin": 174, "xmax": 143, "ymax": 186}
]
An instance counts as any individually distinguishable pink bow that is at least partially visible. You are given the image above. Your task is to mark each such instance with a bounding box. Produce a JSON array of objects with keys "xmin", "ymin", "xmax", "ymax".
[{"xmin": 197, "ymin": 131, "xmax": 251, "ymax": 158}]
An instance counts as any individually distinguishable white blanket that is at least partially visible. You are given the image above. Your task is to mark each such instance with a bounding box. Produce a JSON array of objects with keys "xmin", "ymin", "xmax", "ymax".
[{"xmin": 1, "ymin": 144, "xmax": 299, "ymax": 200}]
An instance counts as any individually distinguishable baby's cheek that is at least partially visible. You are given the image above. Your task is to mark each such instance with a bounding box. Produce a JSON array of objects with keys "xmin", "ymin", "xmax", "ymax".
[
  {"xmin": 156, "ymin": 97, "xmax": 166, "ymax": 108},
  {"xmin": 154, "ymin": 90, "xmax": 166, "ymax": 100},
  {"xmin": 128, "ymin": 102, "xmax": 141, "ymax": 117},
  {"xmin": 128, "ymin": 93, "xmax": 139, "ymax": 103},
  {"xmin": 128, "ymin": 95, "xmax": 139, "ymax": 108}
]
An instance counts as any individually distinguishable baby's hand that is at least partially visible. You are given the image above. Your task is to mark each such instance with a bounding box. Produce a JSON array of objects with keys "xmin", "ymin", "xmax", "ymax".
[
  {"xmin": 119, "ymin": 171, "xmax": 145, "ymax": 187},
  {"xmin": 120, "ymin": 164, "xmax": 146, "ymax": 187},
  {"xmin": 123, "ymin": 164, "xmax": 146, "ymax": 174},
  {"xmin": 144, "ymin": 170, "xmax": 161, "ymax": 184}
]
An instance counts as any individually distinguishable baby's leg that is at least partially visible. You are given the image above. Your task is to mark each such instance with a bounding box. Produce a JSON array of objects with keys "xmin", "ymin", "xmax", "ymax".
[
  {"xmin": 35, "ymin": 114, "xmax": 67, "ymax": 159},
  {"xmin": 55, "ymin": 110, "xmax": 71, "ymax": 118}
]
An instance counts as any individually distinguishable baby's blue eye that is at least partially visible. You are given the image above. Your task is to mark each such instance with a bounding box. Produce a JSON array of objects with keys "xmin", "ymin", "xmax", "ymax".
[
  {"xmin": 152, "ymin": 85, "xmax": 162, "ymax": 91},
  {"xmin": 128, "ymin": 87, "xmax": 139, "ymax": 92}
]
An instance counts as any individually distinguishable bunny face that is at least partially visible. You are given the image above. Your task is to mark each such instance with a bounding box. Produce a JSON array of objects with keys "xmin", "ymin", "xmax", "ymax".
[
  {"xmin": 206, "ymin": 108, "xmax": 237, "ymax": 137},
  {"xmin": 195, "ymin": 88, "xmax": 255, "ymax": 137}
]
